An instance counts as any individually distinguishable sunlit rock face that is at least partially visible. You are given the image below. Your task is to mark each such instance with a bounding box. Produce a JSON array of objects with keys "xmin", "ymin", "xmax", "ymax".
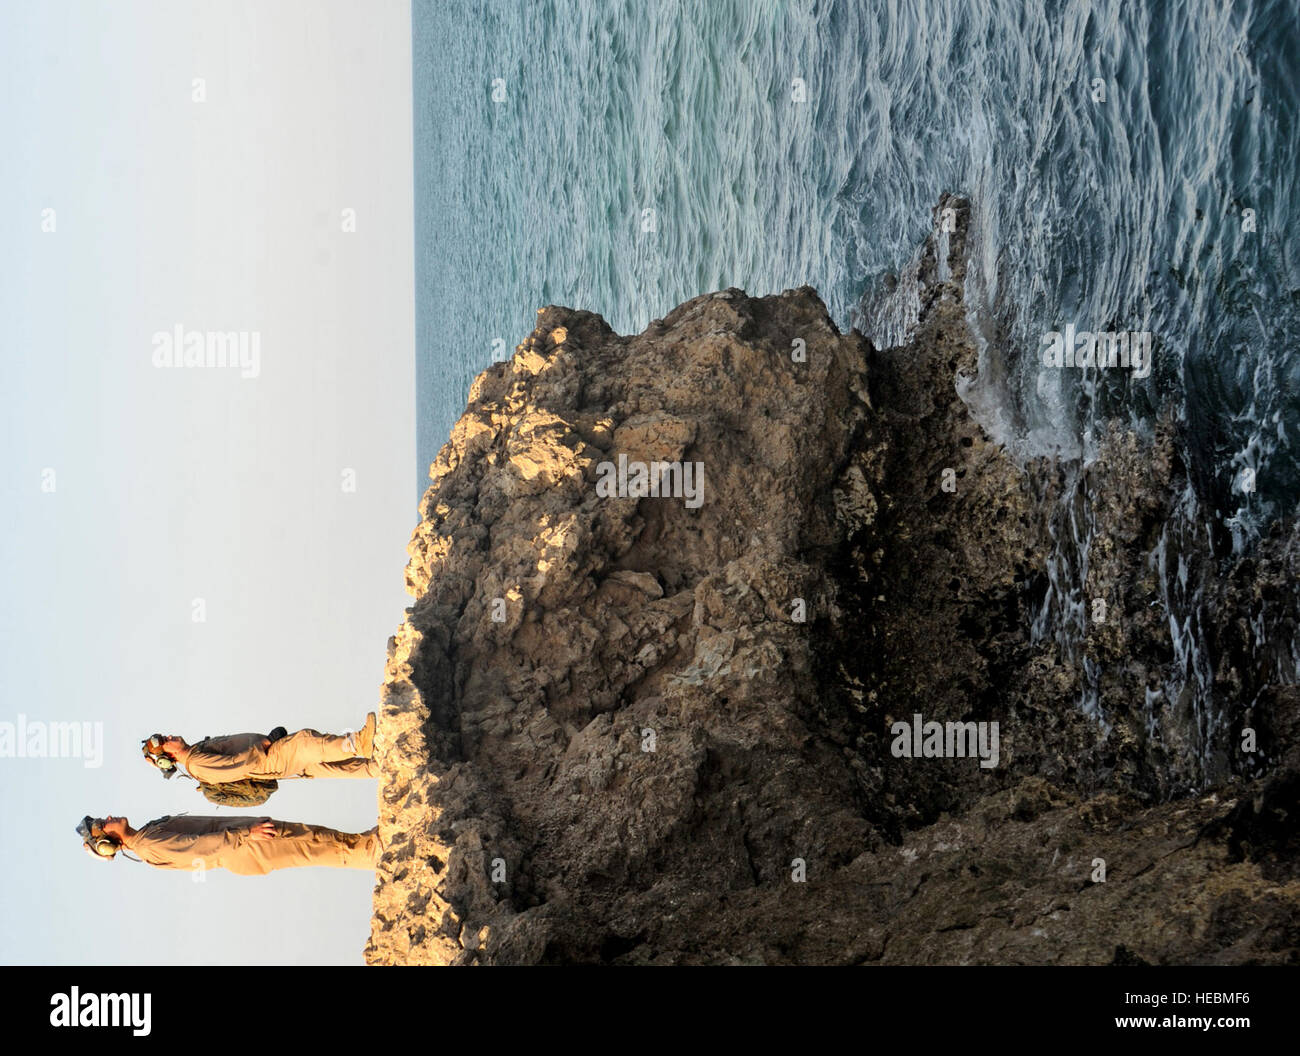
[{"xmin": 367, "ymin": 201, "xmax": 1299, "ymax": 965}]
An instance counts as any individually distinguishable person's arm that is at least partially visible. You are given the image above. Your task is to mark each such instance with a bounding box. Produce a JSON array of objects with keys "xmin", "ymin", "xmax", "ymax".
[
  {"xmin": 136, "ymin": 815, "xmax": 276, "ymax": 845},
  {"xmin": 200, "ymin": 733, "xmax": 272, "ymax": 755},
  {"xmin": 170, "ymin": 734, "xmax": 269, "ymax": 778},
  {"xmin": 127, "ymin": 816, "xmax": 238, "ymax": 865},
  {"xmin": 138, "ymin": 815, "xmax": 256, "ymax": 837}
]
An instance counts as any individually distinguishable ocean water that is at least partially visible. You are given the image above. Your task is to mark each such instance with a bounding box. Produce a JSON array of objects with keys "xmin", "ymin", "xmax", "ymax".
[
  {"xmin": 412, "ymin": 0, "xmax": 1300, "ymax": 774},
  {"xmin": 414, "ymin": 0, "xmax": 1297, "ymax": 525}
]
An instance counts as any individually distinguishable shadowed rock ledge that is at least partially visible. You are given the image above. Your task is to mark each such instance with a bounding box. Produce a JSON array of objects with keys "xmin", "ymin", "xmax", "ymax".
[{"xmin": 367, "ymin": 200, "xmax": 1300, "ymax": 965}]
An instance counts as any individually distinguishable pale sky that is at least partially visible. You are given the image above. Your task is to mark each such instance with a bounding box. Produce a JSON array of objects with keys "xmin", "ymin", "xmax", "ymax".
[{"xmin": 0, "ymin": 0, "xmax": 415, "ymax": 965}]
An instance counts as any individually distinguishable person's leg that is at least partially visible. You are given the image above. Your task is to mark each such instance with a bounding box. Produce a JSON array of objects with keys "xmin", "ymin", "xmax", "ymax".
[
  {"xmin": 228, "ymin": 822, "xmax": 381, "ymax": 873},
  {"xmin": 262, "ymin": 729, "xmax": 357, "ymax": 777},
  {"xmin": 299, "ymin": 757, "xmax": 381, "ymax": 779}
]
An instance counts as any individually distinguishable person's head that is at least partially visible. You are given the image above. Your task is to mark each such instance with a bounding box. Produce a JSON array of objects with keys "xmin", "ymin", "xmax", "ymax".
[
  {"xmin": 76, "ymin": 815, "xmax": 130, "ymax": 860},
  {"xmin": 141, "ymin": 734, "xmax": 178, "ymax": 779}
]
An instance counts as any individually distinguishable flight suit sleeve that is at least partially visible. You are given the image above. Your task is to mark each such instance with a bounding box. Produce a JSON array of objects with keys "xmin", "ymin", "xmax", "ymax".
[
  {"xmin": 198, "ymin": 733, "xmax": 268, "ymax": 755},
  {"xmin": 184, "ymin": 734, "xmax": 268, "ymax": 779},
  {"xmin": 127, "ymin": 816, "xmax": 270, "ymax": 869},
  {"xmin": 147, "ymin": 815, "xmax": 267, "ymax": 837}
]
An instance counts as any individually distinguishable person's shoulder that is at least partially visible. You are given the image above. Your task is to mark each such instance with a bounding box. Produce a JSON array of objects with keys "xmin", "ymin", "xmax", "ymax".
[{"xmin": 130, "ymin": 815, "xmax": 171, "ymax": 842}]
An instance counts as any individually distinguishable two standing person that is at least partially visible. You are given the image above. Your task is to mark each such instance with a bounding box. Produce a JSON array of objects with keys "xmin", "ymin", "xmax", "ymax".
[{"xmin": 78, "ymin": 713, "xmax": 384, "ymax": 875}]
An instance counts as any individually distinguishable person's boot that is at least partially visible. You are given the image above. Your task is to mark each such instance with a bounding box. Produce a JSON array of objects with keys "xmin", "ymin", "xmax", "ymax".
[{"xmin": 355, "ymin": 712, "xmax": 377, "ymax": 758}]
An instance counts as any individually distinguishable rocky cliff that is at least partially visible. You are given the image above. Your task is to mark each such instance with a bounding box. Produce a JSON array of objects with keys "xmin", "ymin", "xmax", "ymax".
[{"xmin": 367, "ymin": 198, "xmax": 1300, "ymax": 965}]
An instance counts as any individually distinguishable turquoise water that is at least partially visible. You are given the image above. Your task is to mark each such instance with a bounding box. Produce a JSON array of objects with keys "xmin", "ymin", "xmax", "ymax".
[{"xmin": 413, "ymin": 0, "xmax": 1300, "ymax": 550}]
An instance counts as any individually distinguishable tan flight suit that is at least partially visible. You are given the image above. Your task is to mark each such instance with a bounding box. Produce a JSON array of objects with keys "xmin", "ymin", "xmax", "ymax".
[
  {"xmin": 183, "ymin": 730, "xmax": 379, "ymax": 784},
  {"xmin": 123, "ymin": 815, "xmax": 381, "ymax": 875}
]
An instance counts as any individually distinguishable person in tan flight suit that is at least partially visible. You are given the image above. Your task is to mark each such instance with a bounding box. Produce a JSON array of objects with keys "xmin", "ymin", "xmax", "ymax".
[
  {"xmin": 76, "ymin": 814, "xmax": 381, "ymax": 874},
  {"xmin": 151, "ymin": 712, "xmax": 379, "ymax": 783}
]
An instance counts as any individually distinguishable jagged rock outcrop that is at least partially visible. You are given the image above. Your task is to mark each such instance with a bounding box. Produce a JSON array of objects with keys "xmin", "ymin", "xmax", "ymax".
[{"xmin": 367, "ymin": 199, "xmax": 1299, "ymax": 965}]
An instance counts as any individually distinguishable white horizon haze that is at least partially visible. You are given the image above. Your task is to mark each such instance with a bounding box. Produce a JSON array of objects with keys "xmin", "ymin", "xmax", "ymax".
[{"xmin": 0, "ymin": 0, "xmax": 416, "ymax": 965}]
